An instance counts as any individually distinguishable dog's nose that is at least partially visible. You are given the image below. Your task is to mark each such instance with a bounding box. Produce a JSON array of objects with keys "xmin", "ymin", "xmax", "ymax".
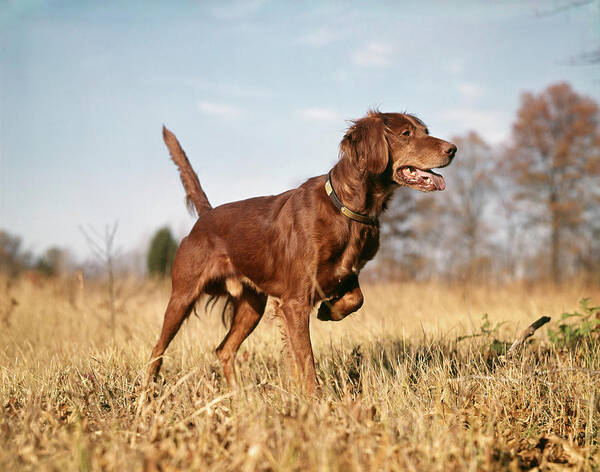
[{"xmin": 443, "ymin": 143, "xmax": 457, "ymax": 159}]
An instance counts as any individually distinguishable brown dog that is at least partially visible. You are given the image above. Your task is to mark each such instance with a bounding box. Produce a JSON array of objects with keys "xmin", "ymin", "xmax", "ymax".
[{"xmin": 147, "ymin": 110, "xmax": 456, "ymax": 394}]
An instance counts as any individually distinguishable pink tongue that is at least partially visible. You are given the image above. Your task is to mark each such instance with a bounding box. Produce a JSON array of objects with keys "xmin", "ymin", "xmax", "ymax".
[{"xmin": 415, "ymin": 169, "xmax": 446, "ymax": 191}]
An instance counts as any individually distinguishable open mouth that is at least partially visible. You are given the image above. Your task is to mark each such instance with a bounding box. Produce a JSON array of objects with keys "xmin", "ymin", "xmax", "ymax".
[{"xmin": 397, "ymin": 166, "xmax": 446, "ymax": 191}]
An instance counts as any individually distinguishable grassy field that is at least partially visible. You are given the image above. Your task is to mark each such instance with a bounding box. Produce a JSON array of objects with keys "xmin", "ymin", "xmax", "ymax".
[{"xmin": 1, "ymin": 275, "xmax": 599, "ymax": 471}]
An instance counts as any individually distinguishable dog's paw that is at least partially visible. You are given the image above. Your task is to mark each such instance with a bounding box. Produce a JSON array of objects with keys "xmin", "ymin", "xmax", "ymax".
[
  {"xmin": 317, "ymin": 303, "xmax": 333, "ymax": 321},
  {"xmin": 317, "ymin": 303, "xmax": 345, "ymax": 321}
]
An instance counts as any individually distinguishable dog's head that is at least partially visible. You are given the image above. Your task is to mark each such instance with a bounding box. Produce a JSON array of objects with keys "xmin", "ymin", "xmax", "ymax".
[{"xmin": 340, "ymin": 110, "xmax": 456, "ymax": 191}]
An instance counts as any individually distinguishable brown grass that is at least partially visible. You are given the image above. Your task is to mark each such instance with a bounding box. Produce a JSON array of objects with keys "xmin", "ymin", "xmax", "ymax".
[{"xmin": 1, "ymin": 276, "xmax": 599, "ymax": 471}]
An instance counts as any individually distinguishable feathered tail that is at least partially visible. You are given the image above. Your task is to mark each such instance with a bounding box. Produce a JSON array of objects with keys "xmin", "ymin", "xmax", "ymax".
[{"xmin": 162, "ymin": 126, "xmax": 212, "ymax": 217}]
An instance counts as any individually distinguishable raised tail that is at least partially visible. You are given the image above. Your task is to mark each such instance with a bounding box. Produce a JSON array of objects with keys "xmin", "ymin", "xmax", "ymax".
[{"xmin": 162, "ymin": 125, "xmax": 212, "ymax": 217}]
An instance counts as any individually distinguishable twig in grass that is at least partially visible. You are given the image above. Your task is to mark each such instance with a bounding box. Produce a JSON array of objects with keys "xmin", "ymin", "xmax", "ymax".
[
  {"xmin": 259, "ymin": 381, "xmax": 301, "ymax": 399},
  {"xmin": 164, "ymin": 380, "xmax": 302, "ymax": 430},
  {"xmin": 504, "ymin": 315, "xmax": 551, "ymax": 358},
  {"xmin": 174, "ymin": 385, "xmax": 257, "ymax": 428},
  {"xmin": 446, "ymin": 368, "xmax": 600, "ymax": 384},
  {"xmin": 173, "ymin": 381, "xmax": 301, "ymax": 429},
  {"xmin": 131, "ymin": 367, "xmax": 201, "ymax": 447},
  {"xmin": 136, "ymin": 367, "xmax": 201, "ymax": 419}
]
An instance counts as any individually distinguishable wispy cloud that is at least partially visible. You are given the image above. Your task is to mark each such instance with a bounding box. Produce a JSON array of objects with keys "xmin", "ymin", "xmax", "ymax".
[
  {"xmin": 197, "ymin": 101, "xmax": 243, "ymax": 118},
  {"xmin": 151, "ymin": 76, "xmax": 273, "ymax": 99},
  {"xmin": 352, "ymin": 41, "xmax": 393, "ymax": 67},
  {"xmin": 441, "ymin": 108, "xmax": 508, "ymax": 144},
  {"xmin": 80, "ymin": 54, "xmax": 110, "ymax": 70},
  {"xmin": 195, "ymin": 79, "xmax": 272, "ymax": 99},
  {"xmin": 211, "ymin": 0, "xmax": 269, "ymax": 19},
  {"xmin": 295, "ymin": 27, "xmax": 340, "ymax": 46},
  {"xmin": 457, "ymin": 82, "xmax": 485, "ymax": 102},
  {"xmin": 445, "ymin": 58, "xmax": 465, "ymax": 76},
  {"xmin": 296, "ymin": 107, "xmax": 341, "ymax": 122}
]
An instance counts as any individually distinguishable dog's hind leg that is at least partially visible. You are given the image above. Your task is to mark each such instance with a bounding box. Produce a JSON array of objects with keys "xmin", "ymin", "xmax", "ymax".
[
  {"xmin": 216, "ymin": 287, "xmax": 267, "ymax": 388},
  {"xmin": 146, "ymin": 278, "xmax": 200, "ymax": 386},
  {"xmin": 146, "ymin": 235, "xmax": 235, "ymax": 386}
]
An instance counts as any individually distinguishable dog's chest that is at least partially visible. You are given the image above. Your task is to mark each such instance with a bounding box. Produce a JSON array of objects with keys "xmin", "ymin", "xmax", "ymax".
[{"xmin": 334, "ymin": 226, "xmax": 380, "ymax": 278}]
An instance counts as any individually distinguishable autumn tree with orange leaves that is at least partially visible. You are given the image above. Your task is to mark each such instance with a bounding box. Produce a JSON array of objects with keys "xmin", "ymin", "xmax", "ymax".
[{"xmin": 505, "ymin": 82, "xmax": 600, "ymax": 283}]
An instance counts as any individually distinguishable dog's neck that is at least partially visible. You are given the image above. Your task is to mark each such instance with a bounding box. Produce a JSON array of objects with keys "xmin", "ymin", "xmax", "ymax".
[{"xmin": 329, "ymin": 157, "xmax": 394, "ymax": 220}]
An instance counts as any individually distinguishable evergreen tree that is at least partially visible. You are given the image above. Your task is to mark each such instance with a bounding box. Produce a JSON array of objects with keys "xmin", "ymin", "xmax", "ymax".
[{"xmin": 147, "ymin": 227, "xmax": 178, "ymax": 277}]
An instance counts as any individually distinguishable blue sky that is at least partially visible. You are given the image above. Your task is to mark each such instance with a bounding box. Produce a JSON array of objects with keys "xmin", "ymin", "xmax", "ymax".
[{"xmin": 1, "ymin": 0, "xmax": 598, "ymax": 261}]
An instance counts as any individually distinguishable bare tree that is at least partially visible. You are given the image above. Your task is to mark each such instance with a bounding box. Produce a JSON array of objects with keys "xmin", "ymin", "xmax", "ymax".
[
  {"xmin": 378, "ymin": 191, "xmax": 418, "ymax": 279},
  {"xmin": 533, "ymin": 0, "xmax": 599, "ymax": 64},
  {"xmin": 442, "ymin": 132, "xmax": 495, "ymax": 279},
  {"xmin": 379, "ymin": 133, "xmax": 495, "ymax": 281},
  {"xmin": 80, "ymin": 222, "xmax": 119, "ymax": 337}
]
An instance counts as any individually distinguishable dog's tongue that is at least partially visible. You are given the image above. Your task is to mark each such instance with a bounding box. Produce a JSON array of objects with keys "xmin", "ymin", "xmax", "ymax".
[{"xmin": 416, "ymin": 169, "xmax": 446, "ymax": 191}]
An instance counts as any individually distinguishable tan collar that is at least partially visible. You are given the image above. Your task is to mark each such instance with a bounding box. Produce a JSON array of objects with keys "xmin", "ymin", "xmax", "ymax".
[{"xmin": 325, "ymin": 172, "xmax": 378, "ymax": 226}]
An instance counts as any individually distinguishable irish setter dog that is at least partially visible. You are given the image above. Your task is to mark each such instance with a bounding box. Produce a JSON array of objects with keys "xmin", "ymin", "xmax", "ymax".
[{"xmin": 147, "ymin": 110, "xmax": 456, "ymax": 394}]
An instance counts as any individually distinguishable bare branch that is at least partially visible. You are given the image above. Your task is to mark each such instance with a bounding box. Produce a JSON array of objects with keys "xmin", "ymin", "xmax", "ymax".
[
  {"xmin": 533, "ymin": 0, "xmax": 593, "ymax": 17},
  {"xmin": 566, "ymin": 47, "xmax": 600, "ymax": 65},
  {"xmin": 79, "ymin": 222, "xmax": 120, "ymax": 338},
  {"xmin": 506, "ymin": 316, "xmax": 552, "ymax": 357}
]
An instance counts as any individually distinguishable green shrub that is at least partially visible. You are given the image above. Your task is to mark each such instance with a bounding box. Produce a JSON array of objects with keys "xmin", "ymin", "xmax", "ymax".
[{"xmin": 547, "ymin": 298, "xmax": 600, "ymax": 348}]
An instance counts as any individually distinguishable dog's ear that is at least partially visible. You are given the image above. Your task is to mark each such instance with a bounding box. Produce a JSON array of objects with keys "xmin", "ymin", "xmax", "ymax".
[{"xmin": 340, "ymin": 112, "xmax": 389, "ymax": 175}]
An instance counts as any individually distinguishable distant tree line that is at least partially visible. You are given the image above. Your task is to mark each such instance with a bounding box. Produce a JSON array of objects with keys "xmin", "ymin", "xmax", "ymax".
[
  {"xmin": 0, "ymin": 226, "xmax": 178, "ymax": 279},
  {"xmin": 0, "ymin": 231, "xmax": 71, "ymax": 277}
]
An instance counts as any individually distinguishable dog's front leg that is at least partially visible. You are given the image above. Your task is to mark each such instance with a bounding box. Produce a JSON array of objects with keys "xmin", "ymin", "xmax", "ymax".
[
  {"xmin": 279, "ymin": 300, "xmax": 316, "ymax": 395},
  {"xmin": 317, "ymin": 286, "xmax": 364, "ymax": 321},
  {"xmin": 317, "ymin": 274, "xmax": 364, "ymax": 321}
]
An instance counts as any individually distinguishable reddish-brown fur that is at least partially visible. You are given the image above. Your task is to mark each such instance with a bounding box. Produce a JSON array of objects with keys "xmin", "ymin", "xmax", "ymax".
[{"xmin": 147, "ymin": 110, "xmax": 456, "ymax": 394}]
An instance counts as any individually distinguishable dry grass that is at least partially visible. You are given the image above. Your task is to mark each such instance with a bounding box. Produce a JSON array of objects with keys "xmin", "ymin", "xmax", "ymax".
[{"xmin": 1, "ymin": 275, "xmax": 599, "ymax": 471}]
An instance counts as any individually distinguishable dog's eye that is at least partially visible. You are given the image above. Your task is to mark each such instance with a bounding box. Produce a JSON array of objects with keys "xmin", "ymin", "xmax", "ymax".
[{"xmin": 402, "ymin": 130, "xmax": 410, "ymax": 136}]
